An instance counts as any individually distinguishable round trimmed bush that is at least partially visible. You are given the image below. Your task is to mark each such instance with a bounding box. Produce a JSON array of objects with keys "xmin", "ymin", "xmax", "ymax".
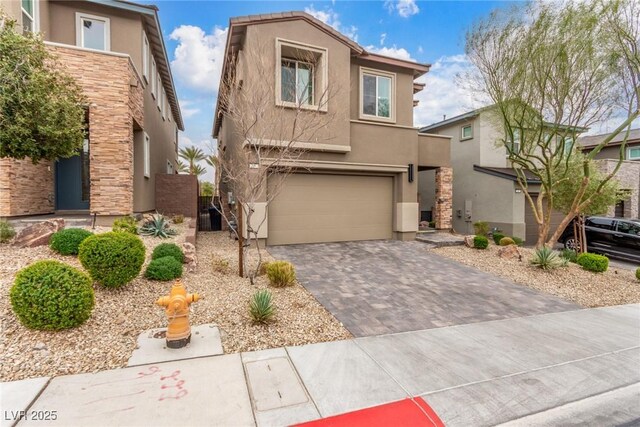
[
  {"xmin": 576, "ymin": 253, "xmax": 609, "ymax": 273},
  {"xmin": 79, "ymin": 232, "xmax": 145, "ymax": 288},
  {"xmin": 499, "ymin": 237, "xmax": 516, "ymax": 246},
  {"xmin": 10, "ymin": 260, "xmax": 94, "ymax": 330},
  {"xmin": 50, "ymin": 228, "xmax": 93, "ymax": 255},
  {"xmin": 266, "ymin": 261, "xmax": 296, "ymax": 287},
  {"xmin": 473, "ymin": 235, "xmax": 489, "ymax": 249},
  {"xmin": 636, "ymin": 268, "xmax": 640, "ymax": 281},
  {"xmin": 492, "ymin": 233, "xmax": 505, "ymax": 245},
  {"xmin": 145, "ymin": 256, "xmax": 183, "ymax": 281},
  {"xmin": 152, "ymin": 243, "xmax": 184, "ymax": 263}
]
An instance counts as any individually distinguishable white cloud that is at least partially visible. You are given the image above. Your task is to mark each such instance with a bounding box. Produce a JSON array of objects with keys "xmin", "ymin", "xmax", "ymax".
[
  {"xmin": 417, "ymin": 45, "xmax": 424, "ymax": 54},
  {"xmin": 384, "ymin": 0, "xmax": 420, "ymax": 18},
  {"xmin": 365, "ymin": 45, "xmax": 415, "ymax": 61},
  {"xmin": 179, "ymin": 99, "xmax": 201, "ymax": 118},
  {"xmin": 169, "ymin": 25, "xmax": 228, "ymax": 94},
  {"xmin": 305, "ymin": 5, "xmax": 358, "ymax": 42},
  {"xmin": 413, "ymin": 54, "xmax": 487, "ymax": 128},
  {"xmin": 380, "ymin": 33, "xmax": 387, "ymax": 45}
]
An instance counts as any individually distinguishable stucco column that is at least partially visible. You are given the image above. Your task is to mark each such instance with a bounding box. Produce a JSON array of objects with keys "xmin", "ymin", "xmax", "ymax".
[{"xmin": 434, "ymin": 167, "xmax": 453, "ymax": 229}]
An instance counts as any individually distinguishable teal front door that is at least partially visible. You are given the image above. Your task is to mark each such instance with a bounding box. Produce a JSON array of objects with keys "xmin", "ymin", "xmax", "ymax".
[{"xmin": 56, "ymin": 139, "xmax": 90, "ymax": 210}]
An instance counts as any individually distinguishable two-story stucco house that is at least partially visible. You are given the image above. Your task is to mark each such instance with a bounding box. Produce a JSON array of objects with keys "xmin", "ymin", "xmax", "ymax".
[
  {"xmin": 0, "ymin": 0, "xmax": 183, "ymax": 224},
  {"xmin": 212, "ymin": 12, "xmax": 452, "ymax": 246}
]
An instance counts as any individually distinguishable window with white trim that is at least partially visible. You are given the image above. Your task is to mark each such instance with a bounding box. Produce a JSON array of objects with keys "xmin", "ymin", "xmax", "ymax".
[
  {"xmin": 76, "ymin": 13, "xmax": 110, "ymax": 51},
  {"xmin": 360, "ymin": 68, "xmax": 395, "ymax": 121},
  {"xmin": 507, "ymin": 129, "xmax": 521, "ymax": 154},
  {"xmin": 142, "ymin": 31, "xmax": 149, "ymax": 82},
  {"xmin": 144, "ymin": 133, "xmax": 150, "ymax": 178},
  {"xmin": 461, "ymin": 125, "xmax": 473, "ymax": 140},
  {"xmin": 156, "ymin": 74, "xmax": 161, "ymax": 109},
  {"xmin": 151, "ymin": 58, "xmax": 157, "ymax": 98},
  {"xmin": 281, "ymin": 60, "xmax": 314, "ymax": 105},
  {"xmin": 275, "ymin": 38, "xmax": 327, "ymax": 110},
  {"xmin": 21, "ymin": 0, "xmax": 37, "ymax": 34},
  {"xmin": 162, "ymin": 88, "xmax": 166, "ymax": 119},
  {"xmin": 628, "ymin": 146, "xmax": 640, "ymax": 160}
]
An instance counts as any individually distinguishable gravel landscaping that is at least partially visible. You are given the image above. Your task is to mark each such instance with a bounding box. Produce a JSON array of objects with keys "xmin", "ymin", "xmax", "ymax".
[
  {"xmin": 431, "ymin": 244, "xmax": 640, "ymax": 307},
  {"xmin": 0, "ymin": 228, "xmax": 350, "ymax": 382}
]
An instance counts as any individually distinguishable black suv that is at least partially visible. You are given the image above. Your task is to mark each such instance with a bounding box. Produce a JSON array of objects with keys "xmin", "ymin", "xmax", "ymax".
[{"xmin": 560, "ymin": 216, "xmax": 640, "ymax": 263}]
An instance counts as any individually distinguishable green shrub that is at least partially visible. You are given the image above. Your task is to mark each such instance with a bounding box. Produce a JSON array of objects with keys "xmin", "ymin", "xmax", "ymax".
[
  {"xmin": 145, "ymin": 256, "xmax": 183, "ymax": 281},
  {"xmin": 79, "ymin": 232, "xmax": 145, "ymax": 288},
  {"xmin": 172, "ymin": 214, "xmax": 185, "ymax": 224},
  {"xmin": 266, "ymin": 261, "xmax": 296, "ymax": 287},
  {"xmin": 492, "ymin": 232, "xmax": 505, "ymax": 245},
  {"xmin": 140, "ymin": 214, "xmax": 177, "ymax": 238},
  {"xmin": 259, "ymin": 261, "xmax": 272, "ymax": 276},
  {"xmin": 530, "ymin": 246, "xmax": 563, "ymax": 270},
  {"xmin": 428, "ymin": 220, "xmax": 436, "ymax": 228},
  {"xmin": 560, "ymin": 249, "xmax": 578, "ymax": 263},
  {"xmin": 473, "ymin": 235, "xmax": 489, "ymax": 249},
  {"xmin": 10, "ymin": 260, "xmax": 94, "ymax": 330},
  {"xmin": 577, "ymin": 253, "xmax": 609, "ymax": 273},
  {"xmin": 0, "ymin": 220, "xmax": 16, "ymax": 243},
  {"xmin": 49, "ymin": 228, "xmax": 93, "ymax": 255},
  {"xmin": 512, "ymin": 237, "xmax": 524, "ymax": 246},
  {"xmin": 473, "ymin": 221, "xmax": 490, "ymax": 236},
  {"xmin": 152, "ymin": 243, "xmax": 184, "ymax": 263},
  {"xmin": 112, "ymin": 216, "xmax": 138, "ymax": 234},
  {"xmin": 499, "ymin": 237, "xmax": 516, "ymax": 246},
  {"xmin": 212, "ymin": 256, "xmax": 230, "ymax": 274},
  {"xmin": 636, "ymin": 268, "xmax": 640, "ymax": 281},
  {"xmin": 250, "ymin": 290, "xmax": 275, "ymax": 324}
]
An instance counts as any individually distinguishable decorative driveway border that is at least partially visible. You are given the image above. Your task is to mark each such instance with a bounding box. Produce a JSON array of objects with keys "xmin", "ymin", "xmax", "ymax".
[{"xmin": 269, "ymin": 240, "xmax": 579, "ymax": 337}]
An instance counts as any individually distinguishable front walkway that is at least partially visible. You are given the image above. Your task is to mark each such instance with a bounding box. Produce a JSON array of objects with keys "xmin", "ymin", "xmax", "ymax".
[
  {"xmin": 3, "ymin": 305, "xmax": 639, "ymax": 426},
  {"xmin": 269, "ymin": 240, "xmax": 578, "ymax": 336}
]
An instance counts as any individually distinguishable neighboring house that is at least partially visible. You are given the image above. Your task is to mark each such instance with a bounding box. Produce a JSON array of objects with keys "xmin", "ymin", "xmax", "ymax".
[
  {"xmin": 0, "ymin": 0, "xmax": 183, "ymax": 224},
  {"xmin": 213, "ymin": 12, "xmax": 452, "ymax": 246},
  {"xmin": 578, "ymin": 128, "xmax": 640, "ymax": 219}
]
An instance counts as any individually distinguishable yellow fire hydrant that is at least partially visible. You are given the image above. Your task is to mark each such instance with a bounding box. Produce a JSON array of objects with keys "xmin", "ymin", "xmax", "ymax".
[{"xmin": 156, "ymin": 279, "xmax": 200, "ymax": 349}]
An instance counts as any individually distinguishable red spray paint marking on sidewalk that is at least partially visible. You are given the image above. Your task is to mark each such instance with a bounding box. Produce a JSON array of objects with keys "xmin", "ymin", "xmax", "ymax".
[{"xmin": 292, "ymin": 397, "xmax": 445, "ymax": 427}]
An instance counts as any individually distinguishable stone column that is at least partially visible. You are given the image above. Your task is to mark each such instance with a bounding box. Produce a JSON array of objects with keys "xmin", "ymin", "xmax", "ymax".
[{"xmin": 434, "ymin": 167, "xmax": 453, "ymax": 229}]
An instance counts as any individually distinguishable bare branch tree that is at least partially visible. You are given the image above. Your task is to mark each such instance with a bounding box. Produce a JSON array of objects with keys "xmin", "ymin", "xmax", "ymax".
[
  {"xmin": 215, "ymin": 39, "xmax": 344, "ymax": 283},
  {"xmin": 465, "ymin": 0, "xmax": 639, "ymax": 247}
]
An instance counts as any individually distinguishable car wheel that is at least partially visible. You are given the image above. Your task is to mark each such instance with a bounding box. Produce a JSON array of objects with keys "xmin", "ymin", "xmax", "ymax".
[{"xmin": 563, "ymin": 237, "xmax": 578, "ymax": 250}]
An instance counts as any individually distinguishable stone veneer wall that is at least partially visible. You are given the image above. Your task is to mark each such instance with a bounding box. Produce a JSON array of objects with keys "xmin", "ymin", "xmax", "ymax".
[
  {"xmin": 0, "ymin": 45, "xmax": 145, "ymax": 218},
  {"xmin": 155, "ymin": 174, "xmax": 198, "ymax": 218},
  {"xmin": 434, "ymin": 166, "xmax": 453, "ymax": 229},
  {"xmin": 598, "ymin": 159, "xmax": 640, "ymax": 219}
]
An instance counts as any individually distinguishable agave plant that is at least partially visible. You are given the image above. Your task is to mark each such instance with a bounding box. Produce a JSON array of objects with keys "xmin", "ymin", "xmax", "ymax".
[
  {"xmin": 139, "ymin": 214, "xmax": 177, "ymax": 238},
  {"xmin": 530, "ymin": 246, "xmax": 564, "ymax": 270},
  {"xmin": 249, "ymin": 290, "xmax": 275, "ymax": 324}
]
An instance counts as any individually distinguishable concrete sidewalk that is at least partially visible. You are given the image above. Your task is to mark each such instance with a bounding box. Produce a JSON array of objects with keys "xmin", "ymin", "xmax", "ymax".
[{"xmin": 2, "ymin": 304, "xmax": 639, "ymax": 427}]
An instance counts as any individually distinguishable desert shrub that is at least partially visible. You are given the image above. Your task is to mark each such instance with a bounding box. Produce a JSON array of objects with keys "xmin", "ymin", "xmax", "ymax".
[
  {"xmin": 49, "ymin": 228, "xmax": 93, "ymax": 255},
  {"xmin": 112, "ymin": 216, "xmax": 138, "ymax": 234},
  {"xmin": 560, "ymin": 249, "xmax": 578, "ymax": 264},
  {"xmin": 79, "ymin": 232, "xmax": 145, "ymax": 288},
  {"xmin": 145, "ymin": 256, "xmax": 183, "ymax": 281},
  {"xmin": 212, "ymin": 256, "xmax": 230, "ymax": 274},
  {"xmin": 249, "ymin": 290, "xmax": 275, "ymax": 324},
  {"xmin": 152, "ymin": 243, "xmax": 184, "ymax": 263},
  {"xmin": 172, "ymin": 214, "xmax": 185, "ymax": 224},
  {"xmin": 266, "ymin": 261, "xmax": 296, "ymax": 287},
  {"xmin": 258, "ymin": 261, "xmax": 272, "ymax": 276},
  {"xmin": 512, "ymin": 237, "xmax": 524, "ymax": 246},
  {"xmin": 492, "ymin": 232, "xmax": 505, "ymax": 245},
  {"xmin": 140, "ymin": 214, "xmax": 177, "ymax": 238},
  {"xmin": 499, "ymin": 237, "xmax": 515, "ymax": 246},
  {"xmin": 473, "ymin": 221, "xmax": 490, "ymax": 236},
  {"xmin": 577, "ymin": 253, "xmax": 609, "ymax": 273},
  {"xmin": 636, "ymin": 268, "xmax": 640, "ymax": 281},
  {"xmin": 530, "ymin": 246, "xmax": 563, "ymax": 270},
  {"xmin": 10, "ymin": 260, "xmax": 94, "ymax": 330},
  {"xmin": 0, "ymin": 220, "xmax": 16, "ymax": 243},
  {"xmin": 473, "ymin": 235, "xmax": 489, "ymax": 249},
  {"xmin": 428, "ymin": 220, "xmax": 436, "ymax": 228}
]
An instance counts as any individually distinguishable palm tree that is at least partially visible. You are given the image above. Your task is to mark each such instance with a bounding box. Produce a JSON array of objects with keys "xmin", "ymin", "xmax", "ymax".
[
  {"xmin": 191, "ymin": 163, "xmax": 207, "ymax": 178},
  {"xmin": 205, "ymin": 154, "xmax": 218, "ymax": 167},
  {"xmin": 179, "ymin": 146, "xmax": 206, "ymax": 175},
  {"xmin": 176, "ymin": 160, "xmax": 189, "ymax": 174}
]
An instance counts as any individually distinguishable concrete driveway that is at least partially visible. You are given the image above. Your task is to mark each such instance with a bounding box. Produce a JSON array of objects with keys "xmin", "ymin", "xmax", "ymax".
[{"xmin": 269, "ymin": 240, "xmax": 578, "ymax": 337}]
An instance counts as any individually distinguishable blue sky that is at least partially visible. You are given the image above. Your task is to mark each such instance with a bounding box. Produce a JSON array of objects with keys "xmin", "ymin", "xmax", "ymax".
[{"xmin": 147, "ymin": 0, "xmax": 512, "ymax": 180}]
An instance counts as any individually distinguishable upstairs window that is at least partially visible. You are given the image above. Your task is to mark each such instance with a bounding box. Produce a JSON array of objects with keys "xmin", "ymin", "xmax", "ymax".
[
  {"xmin": 506, "ymin": 128, "xmax": 521, "ymax": 155},
  {"xmin": 360, "ymin": 68, "xmax": 395, "ymax": 122},
  {"xmin": 281, "ymin": 60, "xmax": 314, "ymax": 105},
  {"xmin": 21, "ymin": 0, "xmax": 36, "ymax": 34},
  {"xmin": 461, "ymin": 125, "xmax": 473, "ymax": 140},
  {"xmin": 151, "ymin": 58, "xmax": 157, "ymax": 98},
  {"xmin": 76, "ymin": 13, "xmax": 110, "ymax": 51},
  {"xmin": 142, "ymin": 31, "xmax": 149, "ymax": 82},
  {"xmin": 628, "ymin": 147, "xmax": 640, "ymax": 160}
]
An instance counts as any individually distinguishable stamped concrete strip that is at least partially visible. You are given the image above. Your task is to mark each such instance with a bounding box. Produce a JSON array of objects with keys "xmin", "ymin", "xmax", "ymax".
[
  {"xmin": 286, "ymin": 340, "xmax": 408, "ymax": 417},
  {"xmin": 17, "ymin": 354, "xmax": 254, "ymax": 427},
  {"xmin": 241, "ymin": 348, "xmax": 320, "ymax": 426},
  {"xmin": 0, "ymin": 377, "xmax": 50, "ymax": 427},
  {"xmin": 127, "ymin": 324, "xmax": 223, "ymax": 367}
]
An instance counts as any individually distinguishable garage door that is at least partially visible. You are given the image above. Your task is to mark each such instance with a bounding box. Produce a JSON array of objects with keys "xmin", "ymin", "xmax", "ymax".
[
  {"xmin": 524, "ymin": 195, "xmax": 566, "ymax": 245},
  {"xmin": 267, "ymin": 173, "xmax": 393, "ymax": 245}
]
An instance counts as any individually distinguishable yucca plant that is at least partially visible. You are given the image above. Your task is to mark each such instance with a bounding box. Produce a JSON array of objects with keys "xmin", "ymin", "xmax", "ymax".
[
  {"xmin": 530, "ymin": 246, "xmax": 564, "ymax": 270},
  {"xmin": 249, "ymin": 290, "xmax": 275, "ymax": 324},
  {"xmin": 139, "ymin": 214, "xmax": 177, "ymax": 238}
]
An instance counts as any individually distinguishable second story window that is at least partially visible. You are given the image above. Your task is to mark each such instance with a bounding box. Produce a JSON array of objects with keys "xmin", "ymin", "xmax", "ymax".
[
  {"xmin": 360, "ymin": 68, "xmax": 395, "ymax": 122},
  {"xmin": 76, "ymin": 13, "xmax": 110, "ymax": 51},
  {"xmin": 506, "ymin": 128, "xmax": 521, "ymax": 155},
  {"xmin": 461, "ymin": 125, "xmax": 473, "ymax": 140},
  {"xmin": 142, "ymin": 32, "xmax": 149, "ymax": 82},
  {"xmin": 21, "ymin": 0, "xmax": 36, "ymax": 34},
  {"xmin": 151, "ymin": 58, "xmax": 157, "ymax": 98},
  {"xmin": 281, "ymin": 59, "xmax": 314, "ymax": 105},
  {"xmin": 628, "ymin": 147, "xmax": 640, "ymax": 160}
]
